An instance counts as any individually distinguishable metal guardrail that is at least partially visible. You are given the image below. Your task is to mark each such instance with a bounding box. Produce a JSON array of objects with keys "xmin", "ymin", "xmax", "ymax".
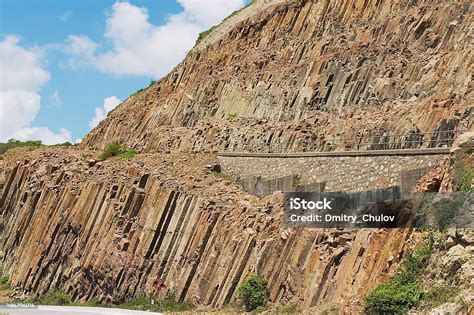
[{"xmin": 223, "ymin": 130, "xmax": 461, "ymax": 153}]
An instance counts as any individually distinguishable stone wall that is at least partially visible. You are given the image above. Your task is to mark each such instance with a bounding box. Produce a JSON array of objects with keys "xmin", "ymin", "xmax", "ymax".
[{"xmin": 218, "ymin": 149, "xmax": 449, "ymax": 192}]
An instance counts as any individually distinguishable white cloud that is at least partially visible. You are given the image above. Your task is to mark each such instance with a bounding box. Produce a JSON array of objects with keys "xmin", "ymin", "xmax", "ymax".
[
  {"xmin": 89, "ymin": 96, "xmax": 121, "ymax": 129},
  {"xmin": 64, "ymin": 0, "xmax": 245, "ymax": 78},
  {"xmin": 0, "ymin": 35, "xmax": 72, "ymax": 144},
  {"xmin": 176, "ymin": 0, "xmax": 246, "ymax": 26},
  {"xmin": 49, "ymin": 90, "xmax": 61, "ymax": 107},
  {"xmin": 60, "ymin": 10, "xmax": 72, "ymax": 22},
  {"xmin": 62, "ymin": 35, "xmax": 97, "ymax": 69}
]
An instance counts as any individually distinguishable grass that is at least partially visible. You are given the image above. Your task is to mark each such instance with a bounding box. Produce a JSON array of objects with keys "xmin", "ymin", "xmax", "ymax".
[
  {"xmin": 196, "ymin": 26, "xmax": 216, "ymax": 45},
  {"xmin": 417, "ymin": 284, "xmax": 459, "ymax": 310},
  {"xmin": 32, "ymin": 291, "xmax": 72, "ymax": 306},
  {"xmin": 434, "ymin": 193, "xmax": 465, "ymax": 229},
  {"xmin": 278, "ymin": 303, "xmax": 300, "ymax": 313},
  {"xmin": 0, "ymin": 139, "xmax": 43, "ymax": 156},
  {"xmin": 119, "ymin": 150, "xmax": 137, "ymax": 160},
  {"xmin": 0, "ymin": 139, "xmax": 76, "ymax": 159},
  {"xmin": 419, "ymin": 193, "xmax": 435, "ymax": 214},
  {"xmin": 212, "ymin": 171, "xmax": 232, "ymax": 180},
  {"xmin": 108, "ymin": 79, "xmax": 155, "ymax": 117},
  {"xmin": 0, "ymin": 275, "xmax": 10, "ymax": 290},
  {"xmin": 117, "ymin": 293, "xmax": 194, "ymax": 312},
  {"xmin": 98, "ymin": 141, "xmax": 137, "ymax": 160},
  {"xmin": 364, "ymin": 244, "xmax": 432, "ymax": 314},
  {"xmin": 194, "ymin": 0, "xmax": 256, "ymax": 46},
  {"xmin": 130, "ymin": 79, "xmax": 156, "ymax": 98},
  {"xmin": 223, "ymin": 0, "xmax": 256, "ymax": 23},
  {"xmin": 23, "ymin": 291, "xmax": 194, "ymax": 312},
  {"xmin": 454, "ymin": 167, "xmax": 473, "ymax": 192}
]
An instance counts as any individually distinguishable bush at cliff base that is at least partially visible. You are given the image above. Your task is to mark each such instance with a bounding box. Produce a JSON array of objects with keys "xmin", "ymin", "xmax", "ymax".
[
  {"xmin": 364, "ymin": 245, "xmax": 431, "ymax": 314},
  {"xmin": 238, "ymin": 274, "xmax": 268, "ymax": 311}
]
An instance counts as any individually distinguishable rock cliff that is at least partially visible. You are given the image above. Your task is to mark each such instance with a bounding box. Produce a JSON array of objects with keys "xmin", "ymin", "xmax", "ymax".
[
  {"xmin": 0, "ymin": 148, "xmax": 412, "ymax": 310},
  {"xmin": 1, "ymin": 0, "xmax": 473, "ymax": 313},
  {"xmin": 82, "ymin": 0, "xmax": 472, "ymax": 153}
]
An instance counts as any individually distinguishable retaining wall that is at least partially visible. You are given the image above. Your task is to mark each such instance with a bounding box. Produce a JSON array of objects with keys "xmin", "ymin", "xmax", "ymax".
[{"xmin": 218, "ymin": 149, "xmax": 450, "ymax": 192}]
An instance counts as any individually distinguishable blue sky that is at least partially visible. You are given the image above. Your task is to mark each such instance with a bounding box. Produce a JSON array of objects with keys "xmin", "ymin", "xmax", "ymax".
[{"xmin": 0, "ymin": 0, "xmax": 247, "ymax": 144}]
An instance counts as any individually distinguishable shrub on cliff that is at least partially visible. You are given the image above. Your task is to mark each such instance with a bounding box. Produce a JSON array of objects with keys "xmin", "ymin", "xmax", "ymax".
[
  {"xmin": 364, "ymin": 245, "xmax": 432, "ymax": 314},
  {"xmin": 238, "ymin": 274, "xmax": 268, "ymax": 311},
  {"xmin": 99, "ymin": 141, "xmax": 123, "ymax": 159},
  {"xmin": 0, "ymin": 275, "xmax": 10, "ymax": 290},
  {"xmin": 99, "ymin": 141, "xmax": 138, "ymax": 160},
  {"xmin": 454, "ymin": 168, "xmax": 473, "ymax": 192}
]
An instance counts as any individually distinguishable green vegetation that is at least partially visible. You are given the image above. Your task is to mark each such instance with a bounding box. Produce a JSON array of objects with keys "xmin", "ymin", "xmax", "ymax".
[
  {"xmin": 364, "ymin": 244, "xmax": 432, "ymax": 314},
  {"xmin": 196, "ymin": 26, "xmax": 216, "ymax": 45},
  {"xmin": 195, "ymin": 0, "xmax": 256, "ymax": 46},
  {"xmin": 118, "ymin": 293, "xmax": 194, "ymax": 312},
  {"xmin": 119, "ymin": 150, "xmax": 137, "ymax": 160},
  {"xmin": 0, "ymin": 139, "xmax": 76, "ymax": 159},
  {"xmin": 454, "ymin": 168, "xmax": 473, "ymax": 192},
  {"xmin": 419, "ymin": 193, "xmax": 435, "ymax": 214},
  {"xmin": 238, "ymin": 274, "xmax": 268, "ymax": 312},
  {"xmin": 212, "ymin": 171, "xmax": 232, "ymax": 180},
  {"xmin": 0, "ymin": 275, "xmax": 10, "ymax": 290},
  {"xmin": 278, "ymin": 303, "xmax": 300, "ymax": 314},
  {"xmin": 23, "ymin": 291, "xmax": 193, "ymax": 312},
  {"xmin": 32, "ymin": 291, "xmax": 72, "ymax": 306},
  {"xmin": 99, "ymin": 141, "xmax": 123, "ymax": 159},
  {"xmin": 108, "ymin": 79, "xmax": 155, "ymax": 117},
  {"xmin": 223, "ymin": 0, "xmax": 256, "ymax": 23},
  {"xmin": 434, "ymin": 193, "xmax": 465, "ymax": 229},
  {"xmin": 130, "ymin": 79, "xmax": 156, "ymax": 98},
  {"xmin": 418, "ymin": 284, "xmax": 459, "ymax": 310},
  {"xmin": 0, "ymin": 139, "xmax": 43, "ymax": 155},
  {"xmin": 228, "ymin": 112, "xmax": 238, "ymax": 119},
  {"xmin": 98, "ymin": 141, "xmax": 137, "ymax": 160}
]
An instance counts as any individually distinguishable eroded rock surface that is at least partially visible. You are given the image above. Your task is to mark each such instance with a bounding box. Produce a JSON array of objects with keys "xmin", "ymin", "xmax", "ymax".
[
  {"xmin": 82, "ymin": 0, "xmax": 472, "ymax": 153},
  {"xmin": 0, "ymin": 149, "xmax": 412, "ymax": 311}
]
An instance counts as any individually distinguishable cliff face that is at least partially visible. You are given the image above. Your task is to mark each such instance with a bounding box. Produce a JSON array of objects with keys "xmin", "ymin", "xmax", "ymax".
[
  {"xmin": 82, "ymin": 0, "xmax": 472, "ymax": 153},
  {"xmin": 1, "ymin": 0, "xmax": 472, "ymax": 312},
  {"xmin": 0, "ymin": 148, "xmax": 412, "ymax": 310}
]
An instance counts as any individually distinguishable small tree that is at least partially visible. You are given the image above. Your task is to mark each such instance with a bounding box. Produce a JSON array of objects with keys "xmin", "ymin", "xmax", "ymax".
[{"xmin": 238, "ymin": 274, "xmax": 268, "ymax": 311}]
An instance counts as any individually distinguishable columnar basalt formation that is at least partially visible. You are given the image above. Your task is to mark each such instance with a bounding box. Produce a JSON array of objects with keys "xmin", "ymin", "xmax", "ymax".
[
  {"xmin": 1, "ymin": 0, "xmax": 473, "ymax": 312},
  {"xmin": 82, "ymin": 0, "xmax": 472, "ymax": 153},
  {"xmin": 1, "ymin": 149, "xmax": 412, "ymax": 310}
]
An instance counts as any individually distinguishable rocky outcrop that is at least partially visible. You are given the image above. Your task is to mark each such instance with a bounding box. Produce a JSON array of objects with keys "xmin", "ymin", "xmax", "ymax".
[
  {"xmin": 2, "ymin": 0, "xmax": 472, "ymax": 313},
  {"xmin": 1, "ymin": 149, "xmax": 412, "ymax": 311},
  {"xmin": 82, "ymin": 0, "xmax": 472, "ymax": 153}
]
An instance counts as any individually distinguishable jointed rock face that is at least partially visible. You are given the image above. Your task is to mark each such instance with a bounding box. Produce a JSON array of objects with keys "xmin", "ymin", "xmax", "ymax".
[
  {"xmin": 0, "ymin": 149, "xmax": 413, "ymax": 309},
  {"xmin": 0, "ymin": 0, "xmax": 473, "ymax": 312},
  {"xmin": 82, "ymin": 0, "xmax": 472, "ymax": 153}
]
